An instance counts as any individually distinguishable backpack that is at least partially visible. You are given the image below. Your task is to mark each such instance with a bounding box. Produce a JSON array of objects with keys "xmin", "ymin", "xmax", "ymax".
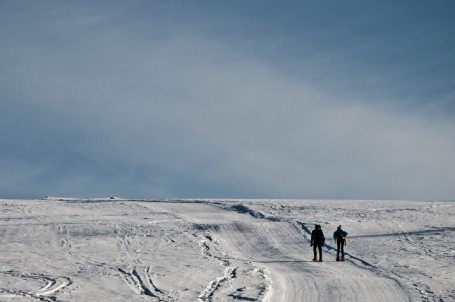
[{"xmin": 334, "ymin": 229, "xmax": 348, "ymax": 241}]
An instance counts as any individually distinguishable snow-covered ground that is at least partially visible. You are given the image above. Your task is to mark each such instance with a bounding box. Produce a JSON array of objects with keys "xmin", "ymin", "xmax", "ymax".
[{"xmin": 0, "ymin": 198, "xmax": 453, "ymax": 301}]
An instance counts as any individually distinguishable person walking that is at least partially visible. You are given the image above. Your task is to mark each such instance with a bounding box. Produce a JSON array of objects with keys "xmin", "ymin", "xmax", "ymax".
[
  {"xmin": 310, "ymin": 224, "xmax": 325, "ymax": 262},
  {"xmin": 333, "ymin": 225, "xmax": 348, "ymax": 261}
]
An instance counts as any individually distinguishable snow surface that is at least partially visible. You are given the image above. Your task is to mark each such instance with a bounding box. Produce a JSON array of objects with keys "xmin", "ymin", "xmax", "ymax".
[{"xmin": 0, "ymin": 198, "xmax": 454, "ymax": 301}]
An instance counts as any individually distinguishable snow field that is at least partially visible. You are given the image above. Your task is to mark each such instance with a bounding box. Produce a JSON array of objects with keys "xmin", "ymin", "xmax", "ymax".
[{"xmin": 0, "ymin": 198, "xmax": 453, "ymax": 301}]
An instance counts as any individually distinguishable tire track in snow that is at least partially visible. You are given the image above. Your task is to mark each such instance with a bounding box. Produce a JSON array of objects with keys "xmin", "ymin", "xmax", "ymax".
[
  {"xmin": 0, "ymin": 270, "xmax": 71, "ymax": 302},
  {"xmin": 117, "ymin": 266, "xmax": 173, "ymax": 301},
  {"xmin": 192, "ymin": 222, "xmax": 268, "ymax": 301},
  {"xmin": 198, "ymin": 267, "xmax": 237, "ymax": 302},
  {"xmin": 195, "ymin": 228, "xmax": 238, "ymax": 301}
]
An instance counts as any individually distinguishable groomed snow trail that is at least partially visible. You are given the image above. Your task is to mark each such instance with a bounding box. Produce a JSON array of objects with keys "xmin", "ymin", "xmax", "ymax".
[
  {"xmin": 164, "ymin": 202, "xmax": 415, "ymax": 302},
  {"xmin": 222, "ymin": 221, "xmax": 413, "ymax": 301}
]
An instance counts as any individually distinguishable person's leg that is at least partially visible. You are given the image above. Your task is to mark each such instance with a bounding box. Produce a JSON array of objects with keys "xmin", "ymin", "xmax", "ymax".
[
  {"xmin": 336, "ymin": 240, "xmax": 341, "ymax": 260},
  {"xmin": 313, "ymin": 244, "xmax": 317, "ymax": 260},
  {"xmin": 317, "ymin": 243, "xmax": 322, "ymax": 261},
  {"xmin": 341, "ymin": 239, "xmax": 345, "ymax": 260}
]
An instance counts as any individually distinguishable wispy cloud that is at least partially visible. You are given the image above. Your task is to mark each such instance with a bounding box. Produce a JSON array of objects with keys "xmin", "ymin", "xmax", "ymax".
[{"xmin": 1, "ymin": 1, "xmax": 454, "ymax": 199}]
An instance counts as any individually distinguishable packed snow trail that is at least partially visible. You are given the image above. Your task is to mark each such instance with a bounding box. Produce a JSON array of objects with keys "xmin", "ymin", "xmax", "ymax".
[
  {"xmin": 221, "ymin": 221, "xmax": 414, "ymax": 301},
  {"xmin": 164, "ymin": 202, "xmax": 415, "ymax": 302}
]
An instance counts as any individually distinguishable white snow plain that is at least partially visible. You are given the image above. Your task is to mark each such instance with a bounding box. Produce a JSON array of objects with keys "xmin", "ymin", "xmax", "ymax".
[{"xmin": 0, "ymin": 198, "xmax": 454, "ymax": 302}]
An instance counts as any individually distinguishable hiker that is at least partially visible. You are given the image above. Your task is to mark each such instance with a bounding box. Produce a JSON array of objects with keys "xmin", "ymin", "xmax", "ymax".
[
  {"xmin": 333, "ymin": 225, "xmax": 348, "ymax": 261},
  {"xmin": 310, "ymin": 224, "xmax": 325, "ymax": 262}
]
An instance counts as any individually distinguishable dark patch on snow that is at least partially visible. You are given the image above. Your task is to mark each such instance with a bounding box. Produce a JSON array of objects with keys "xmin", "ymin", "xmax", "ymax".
[
  {"xmin": 230, "ymin": 205, "xmax": 265, "ymax": 219},
  {"xmin": 227, "ymin": 286, "xmax": 259, "ymax": 301},
  {"xmin": 265, "ymin": 216, "xmax": 282, "ymax": 222},
  {"xmin": 297, "ymin": 221, "xmax": 312, "ymax": 234},
  {"xmin": 193, "ymin": 224, "xmax": 220, "ymax": 231},
  {"xmin": 131, "ymin": 269, "xmax": 157, "ymax": 297},
  {"xmin": 228, "ymin": 293, "xmax": 257, "ymax": 301}
]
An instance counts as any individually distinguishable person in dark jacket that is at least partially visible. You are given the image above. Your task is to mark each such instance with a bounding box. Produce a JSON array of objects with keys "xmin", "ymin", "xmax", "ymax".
[
  {"xmin": 333, "ymin": 225, "xmax": 348, "ymax": 261},
  {"xmin": 310, "ymin": 224, "xmax": 325, "ymax": 262}
]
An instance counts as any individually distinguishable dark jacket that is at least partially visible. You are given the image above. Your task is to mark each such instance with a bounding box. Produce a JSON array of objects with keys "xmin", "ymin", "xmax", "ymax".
[
  {"xmin": 311, "ymin": 229, "xmax": 325, "ymax": 245},
  {"xmin": 333, "ymin": 227, "xmax": 348, "ymax": 241}
]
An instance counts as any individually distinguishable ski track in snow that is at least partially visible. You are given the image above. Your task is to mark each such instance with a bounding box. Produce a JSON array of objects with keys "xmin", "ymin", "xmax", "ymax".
[
  {"xmin": 0, "ymin": 198, "xmax": 453, "ymax": 301},
  {"xmin": 0, "ymin": 270, "xmax": 71, "ymax": 302},
  {"xmin": 117, "ymin": 266, "xmax": 172, "ymax": 301}
]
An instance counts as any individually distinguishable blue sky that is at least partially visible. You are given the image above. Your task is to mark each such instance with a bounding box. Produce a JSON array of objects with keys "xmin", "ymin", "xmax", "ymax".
[{"xmin": 1, "ymin": 1, "xmax": 454, "ymax": 200}]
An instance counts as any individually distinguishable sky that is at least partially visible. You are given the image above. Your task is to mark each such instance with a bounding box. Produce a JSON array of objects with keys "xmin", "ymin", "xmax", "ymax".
[{"xmin": 1, "ymin": 0, "xmax": 455, "ymax": 200}]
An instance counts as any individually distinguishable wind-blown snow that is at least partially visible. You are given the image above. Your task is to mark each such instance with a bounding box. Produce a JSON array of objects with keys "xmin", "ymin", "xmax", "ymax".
[{"xmin": 0, "ymin": 198, "xmax": 453, "ymax": 301}]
